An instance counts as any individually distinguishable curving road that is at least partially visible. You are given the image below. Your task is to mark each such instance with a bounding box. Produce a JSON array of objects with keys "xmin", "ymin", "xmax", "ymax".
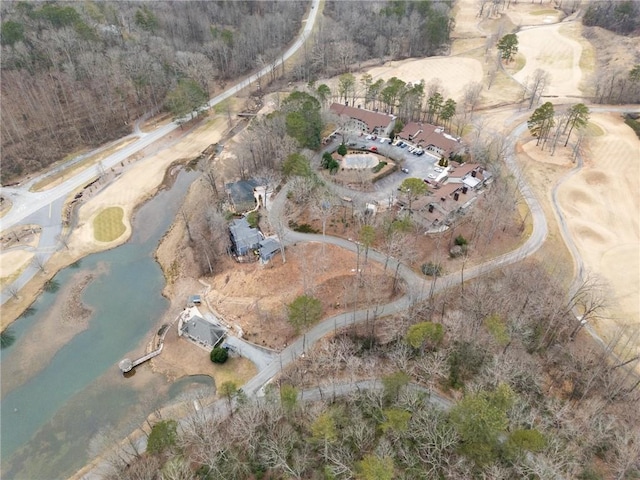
[{"xmin": 0, "ymin": 0, "xmax": 321, "ymax": 305}]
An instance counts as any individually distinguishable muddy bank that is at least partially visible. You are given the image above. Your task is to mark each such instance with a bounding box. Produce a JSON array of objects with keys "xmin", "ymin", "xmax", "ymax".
[{"xmin": 1, "ymin": 265, "xmax": 105, "ymax": 398}]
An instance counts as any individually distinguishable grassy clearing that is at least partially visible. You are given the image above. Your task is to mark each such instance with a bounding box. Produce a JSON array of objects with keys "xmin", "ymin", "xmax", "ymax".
[
  {"xmin": 93, "ymin": 207, "xmax": 126, "ymax": 242},
  {"xmin": 585, "ymin": 121, "xmax": 605, "ymax": 137},
  {"xmin": 0, "ymin": 258, "xmax": 31, "ymax": 288},
  {"xmin": 506, "ymin": 54, "xmax": 526, "ymax": 75},
  {"xmin": 31, "ymin": 138, "xmax": 135, "ymax": 192},
  {"xmin": 530, "ymin": 9, "xmax": 559, "ymax": 16},
  {"xmin": 213, "ymin": 356, "xmax": 257, "ymax": 389}
]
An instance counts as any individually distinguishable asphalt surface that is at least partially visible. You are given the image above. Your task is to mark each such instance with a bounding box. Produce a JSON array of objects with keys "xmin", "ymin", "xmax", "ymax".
[{"xmin": 0, "ymin": 0, "xmax": 321, "ymax": 305}]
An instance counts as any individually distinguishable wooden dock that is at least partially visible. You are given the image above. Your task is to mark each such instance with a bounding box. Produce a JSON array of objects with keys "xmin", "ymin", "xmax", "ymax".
[
  {"xmin": 118, "ymin": 322, "xmax": 172, "ymax": 373},
  {"xmin": 118, "ymin": 344, "xmax": 163, "ymax": 373}
]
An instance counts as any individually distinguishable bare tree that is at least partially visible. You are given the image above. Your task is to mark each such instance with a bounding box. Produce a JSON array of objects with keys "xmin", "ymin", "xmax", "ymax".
[
  {"xmin": 32, "ymin": 255, "xmax": 47, "ymax": 274},
  {"xmin": 525, "ymin": 69, "xmax": 550, "ymax": 109}
]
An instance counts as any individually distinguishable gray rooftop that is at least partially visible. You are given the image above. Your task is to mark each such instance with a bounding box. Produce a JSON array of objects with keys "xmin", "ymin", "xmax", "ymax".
[
  {"xmin": 225, "ymin": 178, "xmax": 265, "ymax": 212},
  {"xmin": 259, "ymin": 237, "xmax": 281, "ymax": 261},
  {"xmin": 230, "ymin": 217, "xmax": 262, "ymax": 255},
  {"xmin": 181, "ymin": 315, "xmax": 226, "ymax": 348}
]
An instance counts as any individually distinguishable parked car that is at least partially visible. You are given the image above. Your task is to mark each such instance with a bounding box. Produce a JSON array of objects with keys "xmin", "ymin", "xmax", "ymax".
[
  {"xmin": 428, "ymin": 173, "xmax": 437, "ymax": 179},
  {"xmin": 408, "ymin": 146, "xmax": 415, "ymax": 153},
  {"xmin": 396, "ymin": 141, "xmax": 404, "ymax": 147},
  {"xmin": 400, "ymin": 143, "xmax": 408, "ymax": 148},
  {"xmin": 348, "ymin": 141, "xmax": 357, "ymax": 146},
  {"xmin": 434, "ymin": 167, "xmax": 443, "ymax": 173},
  {"xmin": 401, "ymin": 168, "xmax": 410, "ymax": 174},
  {"xmin": 416, "ymin": 150, "xmax": 424, "ymax": 156},
  {"xmin": 370, "ymin": 146, "xmax": 378, "ymax": 152},
  {"xmin": 380, "ymin": 138, "xmax": 386, "ymax": 143}
]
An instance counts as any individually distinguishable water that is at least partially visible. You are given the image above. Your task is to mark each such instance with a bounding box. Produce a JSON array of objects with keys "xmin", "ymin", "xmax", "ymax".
[{"xmin": 0, "ymin": 168, "xmax": 201, "ymax": 479}]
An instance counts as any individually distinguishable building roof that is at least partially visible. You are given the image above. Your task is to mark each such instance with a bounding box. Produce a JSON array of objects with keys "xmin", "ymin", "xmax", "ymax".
[
  {"xmin": 447, "ymin": 163, "xmax": 481, "ymax": 179},
  {"xmin": 398, "ymin": 122, "xmax": 462, "ymax": 157},
  {"xmin": 225, "ymin": 179, "xmax": 261, "ymax": 212},
  {"xmin": 434, "ymin": 182, "xmax": 464, "ymax": 199},
  {"xmin": 329, "ymin": 103, "xmax": 395, "ymax": 131},
  {"xmin": 181, "ymin": 315, "xmax": 226, "ymax": 348},
  {"xmin": 259, "ymin": 237, "xmax": 280, "ymax": 261},
  {"xmin": 230, "ymin": 217, "xmax": 262, "ymax": 253}
]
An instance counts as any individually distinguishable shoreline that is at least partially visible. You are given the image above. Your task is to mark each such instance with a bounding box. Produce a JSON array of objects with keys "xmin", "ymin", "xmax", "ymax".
[{"xmin": 0, "ymin": 116, "xmax": 217, "ymax": 331}]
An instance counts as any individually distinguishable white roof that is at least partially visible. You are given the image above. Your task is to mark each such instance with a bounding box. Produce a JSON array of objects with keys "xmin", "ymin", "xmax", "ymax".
[{"xmin": 463, "ymin": 176, "xmax": 481, "ymax": 188}]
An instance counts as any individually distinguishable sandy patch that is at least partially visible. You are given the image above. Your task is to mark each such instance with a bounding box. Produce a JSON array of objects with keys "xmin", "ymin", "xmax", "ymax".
[
  {"xmin": 368, "ymin": 57, "xmax": 483, "ymax": 100},
  {"xmin": 0, "ymin": 250, "xmax": 34, "ymax": 287},
  {"xmin": 514, "ymin": 22, "xmax": 584, "ymax": 97},
  {"xmin": 556, "ymin": 113, "xmax": 639, "ymax": 332},
  {"xmin": 67, "ymin": 117, "xmax": 229, "ymax": 258},
  {"xmin": 522, "ymin": 138, "xmax": 574, "ymax": 167},
  {"xmin": 451, "ymin": 0, "xmax": 485, "ymax": 39},
  {"xmin": 504, "ymin": 5, "xmax": 564, "ymax": 27},
  {"xmin": 0, "ymin": 267, "xmax": 103, "ymax": 398},
  {"xmin": 317, "ymin": 57, "xmax": 483, "ymax": 105}
]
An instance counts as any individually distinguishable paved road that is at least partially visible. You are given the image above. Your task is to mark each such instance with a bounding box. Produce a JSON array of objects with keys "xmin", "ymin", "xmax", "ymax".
[
  {"xmin": 0, "ymin": 0, "xmax": 321, "ymax": 306},
  {"xmin": 223, "ymin": 335, "xmax": 276, "ymax": 372},
  {"xmin": 241, "ymin": 119, "xmax": 549, "ymax": 399}
]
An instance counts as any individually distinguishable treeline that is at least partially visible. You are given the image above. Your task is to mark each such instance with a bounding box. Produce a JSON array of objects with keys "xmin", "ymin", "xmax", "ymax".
[
  {"xmin": 291, "ymin": 0, "xmax": 453, "ymax": 82},
  {"xmin": 582, "ymin": 0, "xmax": 639, "ymax": 34},
  {"xmin": 0, "ymin": 1, "xmax": 307, "ymax": 184},
  {"xmin": 104, "ymin": 261, "xmax": 640, "ymax": 479}
]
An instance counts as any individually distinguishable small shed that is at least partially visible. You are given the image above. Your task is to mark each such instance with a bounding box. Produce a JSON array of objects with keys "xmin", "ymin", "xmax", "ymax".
[{"xmin": 188, "ymin": 294, "xmax": 202, "ymax": 306}]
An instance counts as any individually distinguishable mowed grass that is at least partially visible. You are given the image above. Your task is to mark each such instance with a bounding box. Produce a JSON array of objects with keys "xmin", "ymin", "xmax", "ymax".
[
  {"xmin": 93, "ymin": 206, "xmax": 126, "ymax": 242},
  {"xmin": 213, "ymin": 357, "xmax": 257, "ymax": 391},
  {"xmin": 530, "ymin": 9, "xmax": 559, "ymax": 16},
  {"xmin": 585, "ymin": 121, "xmax": 605, "ymax": 137}
]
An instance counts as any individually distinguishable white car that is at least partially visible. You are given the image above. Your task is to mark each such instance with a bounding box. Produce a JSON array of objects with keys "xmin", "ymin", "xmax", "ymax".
[
  {"xmin": 407, "ymin": 146, "xmax": 415, "ymax": 153},
  {"xmin": 428, "ymin": 173, "xmax": 437, "ymax": 179},
  {"xmin": 434, "ymin": 167, "xmax": 443, "ymax": 173}
]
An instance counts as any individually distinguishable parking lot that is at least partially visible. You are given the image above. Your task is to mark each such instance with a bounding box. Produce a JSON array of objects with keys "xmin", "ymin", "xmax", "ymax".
[{"xmin": 344, "ymin": 134, "xmax": 446, "ymax": 193}]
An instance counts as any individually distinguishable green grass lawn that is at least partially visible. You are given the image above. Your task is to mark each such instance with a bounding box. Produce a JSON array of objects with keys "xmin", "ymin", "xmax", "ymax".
[
  {"xmin": 530, "ymin": 9, "xmax": 559, "ymax": 16},
  {"xmin": 93, "ymin": 207, "xmax": 126, "ymax": 242},
  {"xmin": 585, "ymin": 121, "xmax": 605, "ymax": 137}
]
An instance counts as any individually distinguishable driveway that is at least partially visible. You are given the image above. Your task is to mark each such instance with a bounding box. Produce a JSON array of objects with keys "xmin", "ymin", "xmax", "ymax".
[{"xmin": 223, "ymin": 335, "xmax": 276, "ymax": 372}]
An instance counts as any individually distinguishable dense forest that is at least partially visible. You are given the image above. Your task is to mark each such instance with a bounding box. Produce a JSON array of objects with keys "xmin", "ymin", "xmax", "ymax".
[
  {"xmin": 0, "ymin": 0, "xmax": 307, "ymax": 184},
  {"xmin": 582, "ymin": 0, "xmax": 639, "ymax": 35},
  {"xmin": 0, "ymin": 0, "xmax": 454, "ymax": 186},
  {"xmin": 289, "ymin": 0, "xmax": 452, "ymax": 82}
]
